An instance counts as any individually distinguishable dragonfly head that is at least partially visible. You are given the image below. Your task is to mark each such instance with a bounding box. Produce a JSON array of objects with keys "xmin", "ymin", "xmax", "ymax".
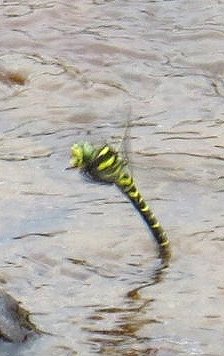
[{"xmin": 70, "ymin": 142, "xmax": 95, "ymax": 168}]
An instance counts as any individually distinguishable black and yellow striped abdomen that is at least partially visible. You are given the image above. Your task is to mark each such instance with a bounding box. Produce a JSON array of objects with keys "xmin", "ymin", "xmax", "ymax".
[{"xmin": 84, "ymin": 145, "xmax": 171, "ymax": 261}]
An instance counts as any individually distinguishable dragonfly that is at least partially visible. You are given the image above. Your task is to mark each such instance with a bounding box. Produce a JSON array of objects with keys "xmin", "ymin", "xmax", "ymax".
[{"xmin": 68, "ymin": 127, "xmax": 171, "ymax": 264}]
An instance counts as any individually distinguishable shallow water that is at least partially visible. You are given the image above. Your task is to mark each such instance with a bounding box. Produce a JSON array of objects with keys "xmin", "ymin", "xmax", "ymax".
[{"xmin": 0, "ymin": 0, "xmax": 223, "ymax": 355}]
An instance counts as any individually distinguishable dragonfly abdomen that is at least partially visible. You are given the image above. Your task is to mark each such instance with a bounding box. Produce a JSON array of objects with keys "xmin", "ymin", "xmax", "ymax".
[{"xmin": 116, "ymin": 172, "xmax": 170, "ymax": 258}]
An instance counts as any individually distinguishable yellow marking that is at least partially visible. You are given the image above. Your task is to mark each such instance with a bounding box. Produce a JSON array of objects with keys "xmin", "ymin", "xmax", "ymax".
[
  {"xmin": 98, "ymin": 155, "xmax": 116, "ymax": 171},
  {"xmin": 129, "ymin": 189, "xmax": 139, "ymax": 198},
  {"xmin": 119, "ymin": 175, "xmax": 132, "ymax": 186},
  {"xmin": 124, "ymin": 182, "xmax": 135, "ymax": 192},
  {"xmin": 151, "ymin": 222, "xmax": 160, "ymax": 229},
  {"xmin": 141, "ymin": 205, "xmax": 149, "ymax": 212},
  {"xmin": 160, "ymin": 239, "xmax": 170, "ymax": 247},
  {"xmin": 97, "ymin": 145, "xmax": 110, "ymax": 157}
]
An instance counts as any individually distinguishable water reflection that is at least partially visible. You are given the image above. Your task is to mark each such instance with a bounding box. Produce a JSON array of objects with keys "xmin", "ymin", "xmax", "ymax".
[
  {"xmin": 83, "ymin": 284, "xmax": 158, "ymax": 354},
  {"xmin": 66, "ymin": 255, "xmax": 170, "ymax": 354}
]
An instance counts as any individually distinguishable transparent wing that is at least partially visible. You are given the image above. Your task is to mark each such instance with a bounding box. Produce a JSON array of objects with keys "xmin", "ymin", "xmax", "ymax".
[{"xmin": 117, "ymin": 102, "xmax": 133, "ymax": 173}]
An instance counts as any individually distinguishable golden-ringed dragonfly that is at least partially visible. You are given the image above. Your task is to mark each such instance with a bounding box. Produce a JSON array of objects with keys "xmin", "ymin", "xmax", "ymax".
[{"xmin": 68, "ymin": 141, "xmax": 171, "ymax": 264}]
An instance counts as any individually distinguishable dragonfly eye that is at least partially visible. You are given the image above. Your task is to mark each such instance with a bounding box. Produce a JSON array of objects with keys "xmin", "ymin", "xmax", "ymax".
[{"xmin": 70, "ymin": 144, "xmax": 84, "ymax": 168}]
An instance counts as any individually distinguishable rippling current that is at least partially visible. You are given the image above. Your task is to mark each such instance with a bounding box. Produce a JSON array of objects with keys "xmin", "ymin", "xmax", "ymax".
[{"xmin": 0, "ymin": 1, "xmax": 224, "ymax": 355}]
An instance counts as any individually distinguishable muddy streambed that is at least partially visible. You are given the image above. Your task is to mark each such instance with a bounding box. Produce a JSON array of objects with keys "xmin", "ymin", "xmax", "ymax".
[{"xmin": 0, "ymin": 1, "xmax": 224, "ymax": 355}]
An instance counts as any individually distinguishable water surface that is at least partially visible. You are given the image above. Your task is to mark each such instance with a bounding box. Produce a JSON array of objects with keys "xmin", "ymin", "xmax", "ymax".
[{"xmin": 0, "ymin": 0, "xmax": 223, "ymax": 355}]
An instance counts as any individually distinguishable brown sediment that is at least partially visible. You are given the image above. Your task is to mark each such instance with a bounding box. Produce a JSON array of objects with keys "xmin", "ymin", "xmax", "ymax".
[{"xmin": 0, "ymin": 69, "xmax": 27, "ymax": 86}]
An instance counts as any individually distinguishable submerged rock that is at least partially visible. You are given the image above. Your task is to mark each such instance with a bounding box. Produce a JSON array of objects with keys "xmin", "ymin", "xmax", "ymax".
[{"xmin": 0, "ymin": 289, "xmax": 39, "ymax": 343}]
